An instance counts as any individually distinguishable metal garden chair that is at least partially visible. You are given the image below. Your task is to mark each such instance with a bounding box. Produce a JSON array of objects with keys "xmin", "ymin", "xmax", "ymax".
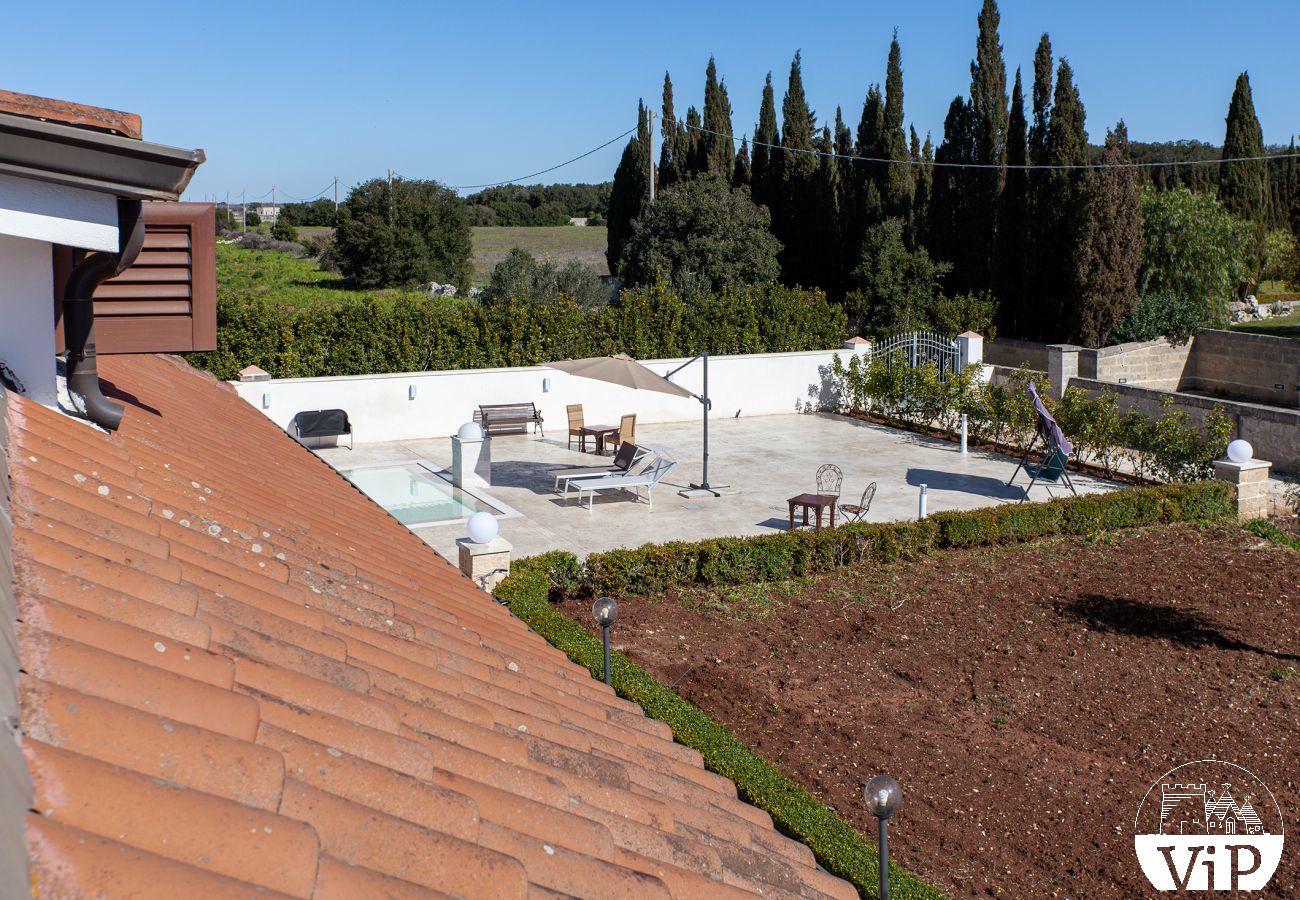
[{"xmin": 839, "ymin": 482, "xmax": 877, "ymax": 523}]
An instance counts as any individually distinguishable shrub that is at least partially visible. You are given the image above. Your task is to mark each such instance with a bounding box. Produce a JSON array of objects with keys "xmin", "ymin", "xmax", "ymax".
[
  {"xmin": 619, "ymin": 173, "xmax": 782, "ymax": 293},
  {"xmin": 481, "ymin": 248, "xmax": 609, "ymax": 311},
  {"xmin": 1108, "ymin": 290, "xmax": 1205, "ymax": 343},
  {"xmin": 334, "ymin": 177, "xmax": 472, "ymax": 290},
  {"xmin": 270, "ymin": 218, "xmax": 298, "ymax": 242},
  {"xmin": 828, "ymin": 355, "xmax": 1231, "ymax": 485},
  {"xmin": 191, "ymin": 276, "xmax": 845, "ymax": 380}
]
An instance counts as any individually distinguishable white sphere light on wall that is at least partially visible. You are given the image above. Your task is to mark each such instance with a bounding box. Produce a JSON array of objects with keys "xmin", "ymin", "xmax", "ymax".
[
  {"xmin": 1226, "ymin": 439, "xmax": 1254, "ymax": 463},
  {"xmin": 466, "ymin": 511, "xmax": 498, "ymax": 544},
  {"xmin": 457, "ymin": 421, "xmax": 484, "ymax": 440}
]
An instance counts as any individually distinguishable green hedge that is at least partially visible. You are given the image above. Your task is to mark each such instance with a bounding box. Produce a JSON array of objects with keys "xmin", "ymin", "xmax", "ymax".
[
  {"xmin": 524, "ymin": 481, "xmax": 1235, "ymax": 600},
  {"xmin": 496, "ymin": 481, "xmax": 1235, "ymax": 898},
  {"xmin": 188, "ymin": 278, "xmax": 847, "ymax": 381},
  {"xmin": 498, "ymin": 563, "xmax": 944, "ymax": 900}
]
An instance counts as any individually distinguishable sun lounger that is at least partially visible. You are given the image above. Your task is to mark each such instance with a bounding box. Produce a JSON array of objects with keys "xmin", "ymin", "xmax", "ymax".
[
  {"xmin": 564, "ymin": 455, "xmax": 677, "ymax": 513},
  {"xmin": 551, "ymin": 442, "xmax": 647, "ymax": 492}
]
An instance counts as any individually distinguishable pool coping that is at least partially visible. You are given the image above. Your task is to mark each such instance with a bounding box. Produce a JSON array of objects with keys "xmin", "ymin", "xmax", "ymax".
[{"xmin": 338, "ymin": 458, "xmax": 524, "ymax": 529}]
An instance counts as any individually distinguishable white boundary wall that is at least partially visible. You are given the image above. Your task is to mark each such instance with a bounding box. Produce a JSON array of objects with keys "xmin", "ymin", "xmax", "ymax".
[{"xmin": 231, "ymin": 349, "xmax": 846, "ymax": 443}]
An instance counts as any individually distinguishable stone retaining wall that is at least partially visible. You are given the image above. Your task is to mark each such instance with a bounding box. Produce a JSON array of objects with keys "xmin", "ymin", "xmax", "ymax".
[
  {"xmin": 1069, "ymin": 376, "xmax": 1299, "ymax": 473},
  {"xmin": 984, "ymin": 337, "xmax": 1050, "ymax": 372},
  {"xmin": 1189, "ymin": 330, "xmax": 1299, "ymax": 408}
]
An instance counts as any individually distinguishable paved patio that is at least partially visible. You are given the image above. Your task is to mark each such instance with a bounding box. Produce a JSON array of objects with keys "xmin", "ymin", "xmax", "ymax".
[{"xmin": 315, "ymin": 412, "xmax": 1120, "ymax": 563}]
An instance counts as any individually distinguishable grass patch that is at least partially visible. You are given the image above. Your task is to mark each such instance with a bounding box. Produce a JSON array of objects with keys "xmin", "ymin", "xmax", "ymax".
[
  {"xmin": 471, "ymin": 225, "xmax": 608, "ymax": 284},
  {"xmin": 216, "ymin": 243, "xmax": 428, "ymax": 309},
  {"xmin": 1243, "ymin": 518, "xmax": 1300, "ymax": 550}
]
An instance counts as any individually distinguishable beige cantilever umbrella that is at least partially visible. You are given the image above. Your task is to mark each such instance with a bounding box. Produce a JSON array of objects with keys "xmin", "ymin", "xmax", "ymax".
[
  {"xmin": 547, "ymin": 353, "xmax": 694, "ymax": 398},
  {"xmin": 548, "ymin": 352, "xmax": 725, "ymax": 495}
]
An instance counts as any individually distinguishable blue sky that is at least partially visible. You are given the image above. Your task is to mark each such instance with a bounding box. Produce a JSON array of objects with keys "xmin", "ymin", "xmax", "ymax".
[{"xmin": 5, "ymin": 1, "xmax": 1297, "ymax": 202}]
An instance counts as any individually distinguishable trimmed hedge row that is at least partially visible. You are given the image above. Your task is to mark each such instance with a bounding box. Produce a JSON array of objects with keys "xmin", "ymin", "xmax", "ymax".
[
  {"xmin": 495, "ymin": 481, "xmax": 1235, "ymax": 898},
  {"xmin": 497, "ymin": 563, "xmax": 944, "ymax": 900},
  {"xmin": 522, "ymin": 481, "xmax": 1237, "ymax": 600}
]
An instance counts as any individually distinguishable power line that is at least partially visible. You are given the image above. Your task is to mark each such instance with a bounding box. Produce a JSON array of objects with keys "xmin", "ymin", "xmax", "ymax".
[
  {"xmin": 441, "ymin": 125, "xmax": 637, "ymax": 190},
  {"xmin": 274, "ymin": 180, "xmax": 337, "ymax": 203},
  {"xmin": 683, "ymin": 121, "xmax": 1300, "ymax": 171}
]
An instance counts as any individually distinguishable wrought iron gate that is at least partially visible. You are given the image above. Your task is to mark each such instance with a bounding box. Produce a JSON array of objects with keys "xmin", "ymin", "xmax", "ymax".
[{"xmin": 872, "ymin": 330, "xmax": 960, "ymax": 380}]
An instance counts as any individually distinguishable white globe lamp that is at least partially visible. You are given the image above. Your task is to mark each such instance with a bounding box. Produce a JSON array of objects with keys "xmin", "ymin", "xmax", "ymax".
[
  {"xmin": 1226, "ymin": 439, "xmax": 1253, "ymax": 464},
  {"xmin": 466, "ymin": 511, "xmax": 498, "ymax": 544},
  {"xmin": 457, "ymin": 421, "xmax": 484, "ymax": 440}
]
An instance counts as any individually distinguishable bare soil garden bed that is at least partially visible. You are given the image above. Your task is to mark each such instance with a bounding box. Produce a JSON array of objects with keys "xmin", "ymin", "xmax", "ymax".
[{"xmin": 564, "ymin": 524, "xmax": 1298, "ymax": 898}]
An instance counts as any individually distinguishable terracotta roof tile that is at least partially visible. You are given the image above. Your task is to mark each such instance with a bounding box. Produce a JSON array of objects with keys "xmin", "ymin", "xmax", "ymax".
[
  {"xmin": 25, "ymin": 815, "xmax": 297, "ymax": 900},
  {"xmin": 0, "ymin": 90, "xmax": 143, "ymax": 139},
  {"xmin": 17, "ymin": 626, "xmax": 256, "ymax": 738},
  {"xmin": 5, "ymin": 355, "xmax": 855, "ymax": 897},
  {"xmin": 313, "ymin": 855, "xmax": 453, "ymax": 900},
  {"xmin": 25, "ymin": 741, "xmax": 318, "ymax": 896},
  {"xmin": 280, "ymin": 779, "xmax": 529, "ymax": 897},
  {"xmin": 20, "ymin": 677, "xmax": 285, "ymax": 810},
  {"xmin": 17, "ymin": 599, "xmax": 230, "ymax": 687}
]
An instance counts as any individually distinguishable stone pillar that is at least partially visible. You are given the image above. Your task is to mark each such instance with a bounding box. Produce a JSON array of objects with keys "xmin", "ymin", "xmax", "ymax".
[
  {"xmin": 457, "ymin": 536, "xmax": 512, "ymax": 592},
  {"xmin": 956, "ymin": 331, "xmax": 984, "ymax": 369},
  {"xmin": 451, "ymin": 433, "xmax": 491, "ymax": 488},
  {"xmin": 1047, "ymin": 344, "xmax": 1082, "ymax": 399},
  {"xmin": 1213, "ymin": 457, "xmax": 1273, "ymax": 521},
  {"xmin": 843, "ymin": 336, "xmax": 871, "ymax": 358}
]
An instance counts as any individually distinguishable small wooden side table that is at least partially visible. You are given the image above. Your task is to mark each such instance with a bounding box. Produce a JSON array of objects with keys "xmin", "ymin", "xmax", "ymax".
[
  {"xmin": 788, "ymin": 493, "xmax": 838, "ymax": 530},
  {"xmin": 579, "ymin": 425, "xmax": 619, "ymax": 455}
]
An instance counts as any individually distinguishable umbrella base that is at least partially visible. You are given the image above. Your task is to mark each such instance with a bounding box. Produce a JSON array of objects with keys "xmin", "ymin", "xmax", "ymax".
[{"xmin": 679, "ymin": 483, "xmax": 737, "ymax": 498}]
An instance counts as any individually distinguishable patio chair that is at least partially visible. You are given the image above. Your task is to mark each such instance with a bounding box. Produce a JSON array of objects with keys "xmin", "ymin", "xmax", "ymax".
[
  {"xmin": 1021, "ymin": 446, "xmax": 1077, "ymax": 498},
  {"xmin": 611, "ymin": 413, "xmax": 636, "ymax": 454},
  {"xmin": 551, "ymin": 441, "xmax": 648, "ymax": 492},
  {"xmin": 839, "ymin": 482, "xmax": 876, "ymax": 523},
  {"xmin": 816, "ymin": 463, "xmax": 843, "ymax": 504},
  {"xmin": 565, "ymin": 454, "xmax": 677, "ymax": 513},
  {"xmin": 567, "ymin": 404, "xmax": 586, "ymax": 452}
]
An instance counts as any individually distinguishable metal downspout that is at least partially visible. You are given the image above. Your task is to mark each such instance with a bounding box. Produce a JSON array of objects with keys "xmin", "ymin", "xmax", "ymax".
[{"xmin": 62, "ymin": 198, "xmax": 144, "ymax": 431}]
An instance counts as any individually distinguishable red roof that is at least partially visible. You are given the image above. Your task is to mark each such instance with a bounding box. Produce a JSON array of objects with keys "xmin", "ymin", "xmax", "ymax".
[
  {"xmin": 5, "ymin": 355, "xmax": 853, "ymax": 898},
  {"xmin": 0, "ymin": 89, "xmax": 143, "ymax": 139}
]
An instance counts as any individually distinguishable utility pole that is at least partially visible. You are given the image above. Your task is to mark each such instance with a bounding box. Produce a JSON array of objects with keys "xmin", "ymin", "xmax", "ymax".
[
  {"xmin": 648, "ymin": 109, "xmax": 656, "ymax": 205},
  {"xmin": 271, "ymin": 184, "xmax": 276, "ymax": 220},
  {"xmin": 241, "ymin": 189, "xmax": 246, "ymax": 233},
  {"xmin": 333, "ymin": 176, "xmax": 339, "ymax": 223},
  {"xmin": 387, "ymin": 168, "xmax": 394, "ymax": 223}
]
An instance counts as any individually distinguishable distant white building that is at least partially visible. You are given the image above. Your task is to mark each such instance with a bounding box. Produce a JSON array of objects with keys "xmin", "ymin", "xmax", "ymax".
[
  {"xmin": 256, "ymin": 204, "xmax": 281, "ymax": 223},
  {"xmin": 568, "ymin": 217, "xmax": 588, "ymax": 227}
]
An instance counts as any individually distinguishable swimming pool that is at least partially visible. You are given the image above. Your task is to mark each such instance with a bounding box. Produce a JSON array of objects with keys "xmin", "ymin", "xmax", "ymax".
[{"xmin": 340, "ymin": 463, "xmax": 500, "ymax": 526}]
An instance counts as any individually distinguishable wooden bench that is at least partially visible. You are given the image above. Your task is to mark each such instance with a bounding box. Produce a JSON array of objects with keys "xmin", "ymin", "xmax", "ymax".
[
  {"xmin": 293, "ymin": 408, "xmax": 353, "ymax": 450},
  {"xmin": 476, "ymin": 402, "xmax": 544, "ymax": 436}
]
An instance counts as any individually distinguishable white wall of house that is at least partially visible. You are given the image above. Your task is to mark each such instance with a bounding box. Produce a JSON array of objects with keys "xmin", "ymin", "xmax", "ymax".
[
  {"xmin": 0, "ymin": 173, "xmax": 117, "ymax": 251},
  {"xmin": 0, "ymin": 234, "xmax": 58, "ymax": 405},
  {"xmin": 0, "ymin": 173, "xmax": 121, "ymax": 405},
  {"xmin": 232, "ymin": 349, "xmax": 847, "ymax": 443}
]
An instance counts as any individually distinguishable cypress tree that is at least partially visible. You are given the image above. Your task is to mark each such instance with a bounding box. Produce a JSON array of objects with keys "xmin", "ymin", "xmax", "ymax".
[
  {"xmin": 751, "ymin": 74, "xmax": 780, "ymax": 213},
  {"xmin": 1071, "ymin": 121, "xmax": 1143, "ymax": 346},
  {"xmin": 930, "ymin": 97, "xmax": 976, "ymax": 281},
  {"xmin": 1219, "ymin": 72, "xmax": 1268, "ymax": 224},
  {"xmin": 912, "ymin": 132, "xmax": 934, "ymax": 249},
  {"xmin": 852, "ymin": 84, "xmax": 886, "ymax": 247},
  {"xmin": 1037, "ymin": 59, "xmax": 1088, "ymax": 340},
  {"xmin": 964, "ymin": 0, "xmax": 1008, "ymax": 296},
  {"xmin": 702, "ymin": 57, "xmax": 736, "ymax": 178},
  {"xmin": 882, "ymin": 31, "xmax": 912, "ymax": 219},
  {"xmin": 998, "ymin": 68, "xmax": 1029, "ymax": 334},
  {"xmin": 778, "ymin": 51, "xmax": 819, "ymax": 287},
  {"xmin": 815, "ymin": 125, "xmax": 843, "ymax": 295},
  {"xmin": 1028, "ymin": 34, "xmax": 1053, "ymax": 167},
  {"xmin": 659, "ymin": 72, "xmax": 679, "ymax": 188},
  {"xmin": 606, "ymin": 101, "xmax": 651, "ymax": 276},
  {"xmin": 684, "ymin": 106, "xmax": 704, "ymax": 175},
  {"xmin": 733, "ymin": 137, "xmax": 752, "ymax": 188}
]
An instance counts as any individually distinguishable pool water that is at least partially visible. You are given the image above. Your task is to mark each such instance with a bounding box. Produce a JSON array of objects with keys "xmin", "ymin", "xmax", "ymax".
[{"xmin": 340, "ymin": 463, "xmax": 497, "ymax": 525}]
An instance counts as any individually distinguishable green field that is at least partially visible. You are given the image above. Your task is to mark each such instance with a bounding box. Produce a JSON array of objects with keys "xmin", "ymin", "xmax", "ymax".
[
  {"xmin": 215, "ymin": 243, "xmax": 426, "ymax": 308},
  {"xmin": 471, "ymin": 225, "xmax": 608, "ymax": 285}
]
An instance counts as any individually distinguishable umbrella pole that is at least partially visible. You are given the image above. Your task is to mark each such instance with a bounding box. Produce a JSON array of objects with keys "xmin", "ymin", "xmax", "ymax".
[{"xmin": 691, "ymin": 353, "xmax": 729, "ymax": 495}]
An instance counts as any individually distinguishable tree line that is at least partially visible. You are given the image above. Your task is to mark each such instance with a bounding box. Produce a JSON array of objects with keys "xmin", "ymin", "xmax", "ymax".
[{"xmin": 607, "ymin": 0, "xmax": 1299, "ymax": 347}]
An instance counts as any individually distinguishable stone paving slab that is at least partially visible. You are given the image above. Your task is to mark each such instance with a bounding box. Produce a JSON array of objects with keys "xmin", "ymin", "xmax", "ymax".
[{"xmin": 317, "ymin": 413, "xmax": 1122, "ymax": 563}]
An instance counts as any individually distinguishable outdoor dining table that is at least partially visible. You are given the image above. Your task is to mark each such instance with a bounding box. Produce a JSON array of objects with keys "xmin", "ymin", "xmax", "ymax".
[
  {"xmin": 579, "ymin": 424, "xmax": 620, "ymax": 455},
  {"xmin": 787, "ymin": 492, "xmax": 838, "ymax": 530}
]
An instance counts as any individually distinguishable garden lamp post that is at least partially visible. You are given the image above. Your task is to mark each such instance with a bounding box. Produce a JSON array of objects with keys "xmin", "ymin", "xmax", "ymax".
[
  {"xmin": 864, "ymin": 774, "xmax": 903, "ymax": 900},
  {"xmin": 592, "ymin": 596, "xmax": 619, "ymax": 685}
]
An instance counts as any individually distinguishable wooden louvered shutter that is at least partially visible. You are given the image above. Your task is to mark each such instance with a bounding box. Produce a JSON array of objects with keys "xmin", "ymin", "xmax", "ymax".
[{"xmin": 53, "ymin": 201, "xmax": 216, "ymax": 353}]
